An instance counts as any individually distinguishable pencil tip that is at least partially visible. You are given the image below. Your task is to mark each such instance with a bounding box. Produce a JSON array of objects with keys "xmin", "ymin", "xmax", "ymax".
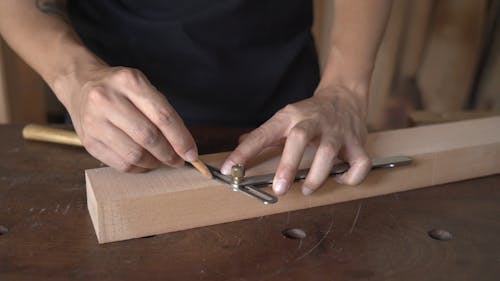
[{"xmin": 191, "ymin": 160, "xmax": 213, "ymax": 179}]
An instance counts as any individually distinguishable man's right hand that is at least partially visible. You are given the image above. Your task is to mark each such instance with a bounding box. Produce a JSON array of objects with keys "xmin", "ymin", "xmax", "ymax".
[
  {"xmin": 60, "ymin": 66, "xmax": 198, "ymax": 172},
  {"xmin": 0, "ymin": 1, "xmax": 197, "ymax": 172}
]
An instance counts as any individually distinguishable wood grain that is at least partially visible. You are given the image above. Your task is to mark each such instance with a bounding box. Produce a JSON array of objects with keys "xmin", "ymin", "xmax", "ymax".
[{"xmin": 86, "ymin": 117, "xmax": 500, "ymax": 243}]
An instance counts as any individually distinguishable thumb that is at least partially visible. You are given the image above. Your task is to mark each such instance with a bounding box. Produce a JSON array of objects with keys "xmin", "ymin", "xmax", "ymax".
[{"xmin": 221, "ymin": 118, "xmax": 284, "ymax": 175}]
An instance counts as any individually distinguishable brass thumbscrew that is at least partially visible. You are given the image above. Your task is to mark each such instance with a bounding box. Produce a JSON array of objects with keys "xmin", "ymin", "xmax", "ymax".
[{"xmin": 231, "ymin": 164, "xmax": 245, "ymax": 186}]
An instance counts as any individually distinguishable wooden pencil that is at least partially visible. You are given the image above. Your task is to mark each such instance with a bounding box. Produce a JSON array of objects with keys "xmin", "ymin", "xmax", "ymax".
[{"xmin": 190, "ymin": 160, "xmax": 213, "ymax": 179}]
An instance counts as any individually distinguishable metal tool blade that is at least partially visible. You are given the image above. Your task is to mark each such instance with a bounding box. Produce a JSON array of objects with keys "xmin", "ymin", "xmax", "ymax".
[
  {"xmin": 239, "ymin": 155, "xmax": 413, "ymax": 187},
  {"xmin": 189, "ymin": 155, "xmax": 412, "ymax": 205}
]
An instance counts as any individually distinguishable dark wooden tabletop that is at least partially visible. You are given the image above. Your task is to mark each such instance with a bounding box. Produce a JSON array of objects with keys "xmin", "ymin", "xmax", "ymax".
[{"xmin": 1, "ymin": 124, "xmax": 499, "ymax": 281}]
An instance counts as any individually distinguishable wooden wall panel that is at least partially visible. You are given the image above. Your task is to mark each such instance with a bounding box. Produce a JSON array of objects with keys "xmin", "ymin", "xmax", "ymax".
[
  {"xmin": 0, "ymin": 39, "xmax": 10, "ymax": 123},
  {"xmin": 476, "ymin": 8, "xmax": 500, "ymax": 111},
  {"xmin": 417, "ymin": 0, "xmax": 488, "ymax": 112},
  {"xmin": 0, "ymin": 38, "xmax": 46, "ymax": 124},
  {"xmin": 367, "ymin": 0, "xmax": 410, "ymax": 128}
]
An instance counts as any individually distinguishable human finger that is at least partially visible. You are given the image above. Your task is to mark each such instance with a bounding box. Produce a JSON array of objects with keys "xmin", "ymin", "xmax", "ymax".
[
  {"xmin": 301, "ymin": 139, "xmax": 341, "ymax": 195},
  {"xmin": 336, "ymin": 142, "xmax": 371, "ymax": 185},
  {"xmin": 103, "ymin": 93, "xmax": 184, "ymax": 167},
  {"xmin": 96, "ymin": 121, "xmax": 163, "ymax": 169},
  {"xmin": 113, "ymin": 68, "xmax": 199, "ymax": 162},
  {"xmin": 272, "ymin": 121, "xmax": 318, "ymax": 196},
  {"xmin": 83, "ymin": 137, "xmax": 149, "ymax": 173},
  {"xmin": 221, "ymin": 117, "xmax": 286, "ymax": 175},
  {"xmin": 238, "ymin": 133, "xmax": 249, "ymax": 143}
]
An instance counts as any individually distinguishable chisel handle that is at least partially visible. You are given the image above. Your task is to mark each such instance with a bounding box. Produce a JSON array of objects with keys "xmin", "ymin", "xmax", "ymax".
[{"xmin": 22, "ymin": 124, "xmax": 82, "ymax": 147}]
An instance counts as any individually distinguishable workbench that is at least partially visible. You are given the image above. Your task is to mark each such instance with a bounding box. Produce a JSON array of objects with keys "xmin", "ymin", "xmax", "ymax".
[{"xmin": 1, "ymin": 124, "xmax": 499, "ymax": 281}]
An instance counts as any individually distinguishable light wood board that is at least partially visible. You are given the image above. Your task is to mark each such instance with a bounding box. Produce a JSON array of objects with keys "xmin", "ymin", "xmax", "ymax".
[
  {"xmin": 86, "ymin": 117, "xmax": 500, "ymax": 243},
  {"xmin": 0, "ymin": 39, "xmax": 10, "ymax": 123},
  {"xmin": 367, "ymin": 0, "xmax": 409, "ymax": 128},
  {"xmin": 417, "ymin": 0, "xmax": 487, "ymax": 111}
]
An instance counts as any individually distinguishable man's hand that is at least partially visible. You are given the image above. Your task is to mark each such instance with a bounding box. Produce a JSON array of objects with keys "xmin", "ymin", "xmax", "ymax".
[
  {"xmin": 221, "ymin": 86, "xmax": 371, "ymax": 196},
  {"xmin": 61, "ymin": 66, "xmax": 198, "ymax": 172}
]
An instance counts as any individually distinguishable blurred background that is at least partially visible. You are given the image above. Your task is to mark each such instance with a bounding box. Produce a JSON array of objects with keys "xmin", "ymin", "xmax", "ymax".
[{"xmin": 0, "ymin": 0, "xmax": 499, "ymax": 130}]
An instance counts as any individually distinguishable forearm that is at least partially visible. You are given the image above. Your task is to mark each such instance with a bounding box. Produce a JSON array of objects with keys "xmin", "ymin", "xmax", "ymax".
[
  {"xmin": 317, "ymin": 0, "xmax": 392, "ymax": 99},
  {"xmin": 0, "ymin": 0, "xmax": 104, "ymax": 107}
]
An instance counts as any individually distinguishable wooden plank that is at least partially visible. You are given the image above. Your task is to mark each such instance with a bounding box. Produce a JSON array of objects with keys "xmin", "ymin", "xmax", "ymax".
[
  {"xmin": 398, "ymin": 0, "xmax": 433, "ymax": 79},
  {"xmin": 475, "ymin": 8, "xmax": 500, "ymax": 111},
  {"xmin": 86, "ymin": 117, "xmax": 500, "ymax": 243},
  {"xmin": 409, "ymin": 110, "xmax": 500, "ymax": 126},
  {"xmin": 417, "ymin": 0, "xmax": 488, "ymax": 112},
  {"xmin": 0, "ymin": 38, "xmax": 46, "ymax": 123},
  {"xmin": 0, "ymin": 39, "xmax": 11, "ymax": 123},
  {"xmin": 367, "ymin": 0, "xmax": 409, "ymax": 128}
]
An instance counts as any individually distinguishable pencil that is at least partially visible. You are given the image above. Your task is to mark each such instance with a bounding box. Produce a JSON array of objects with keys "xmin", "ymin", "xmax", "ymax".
[{"xmin": 190, "ymin": 159, "xmax": 213, "ymax": 179}]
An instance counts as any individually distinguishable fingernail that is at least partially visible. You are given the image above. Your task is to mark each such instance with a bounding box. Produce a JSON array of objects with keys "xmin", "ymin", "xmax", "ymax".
[
  {"xmin": 302, "ymin": 186, "xmax": 314, "ymax": 195},
  {"xmin": 273, "ymin": 178, "xmax": 288, "ymax": 195},
  {"xmin": 173, "ymin": 158, "xmax": 185, "ymax": 168},
  {"xmin": 185, "ymin": 149, "xmax": 198, "ymax": 162},
  {"xmin": 220, "ymin": 160, "xmax": 235, "ymax": 175}
]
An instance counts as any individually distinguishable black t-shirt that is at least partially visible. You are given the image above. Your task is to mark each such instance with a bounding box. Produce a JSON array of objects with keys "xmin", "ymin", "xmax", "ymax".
[{"xmin": 67, "ymin": 0, "xmax": 320, "ymax": 126}]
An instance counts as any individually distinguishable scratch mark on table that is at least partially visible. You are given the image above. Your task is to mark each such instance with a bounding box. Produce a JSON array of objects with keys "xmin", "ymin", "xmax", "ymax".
[
  {"xmin": 29, "ymin": 207, "xmax": 34, "ymax": 212},
  {"xmin": 263, "ymin": 267, "xmax": 286, "ymax": 281},
  {"xmin": 62, "ymin": 185, "xmax": 81, "ymax": 192},
  {"xmin": 212, "ymin": 269, "xmax": 228, "ymax": 279},
  {"xmin": 296, "ymin": 239, "xmax": 303, "ymax": 251},
  {"xmin": 63, "ymin": 202, "xmax": 71, "ymax": 215},
  {"xmin": 389, "ymin": 213, "xmax": 405, "ymax": 240},
  {"xmin": 205, "ymin": 226, "xmax": 224, "ymax": 240},
  {"xmin": 261, "ymin": 263, "xmax": 289, "ymax": 281},
  {"xmin": 295, "ymin": 212, "xmax": 335, "ymax": 261},
  {"xmin": 54, "ymin": 204, "xmax": 60, "ymax": 213},
  {"xmin": 39, "ymin": 208, "xmax": 46, "ymax": 214},
  {"xmin": 7, "ymin": 176, "xmax": 32, "ymax": 186},
  {"xmin": 430, "ymin": 153, "xmax": 438, "ymax": 185},
  {"xmin": 31, "ymin": 222, "xmax": 43, "ymax": 228},
  {"xmin": 348, "ymin": 202, "xmax": 362, "ymax": 234},
  {"xmin": 8, "ymin": 147, "xmax": 20, "ymax": 153}
]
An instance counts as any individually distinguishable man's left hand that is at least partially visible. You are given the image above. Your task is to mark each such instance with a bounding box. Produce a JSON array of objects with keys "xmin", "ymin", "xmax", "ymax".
[{"xmin": 221, "ymin": 86, "xmax": 371, "ymax": 196}]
